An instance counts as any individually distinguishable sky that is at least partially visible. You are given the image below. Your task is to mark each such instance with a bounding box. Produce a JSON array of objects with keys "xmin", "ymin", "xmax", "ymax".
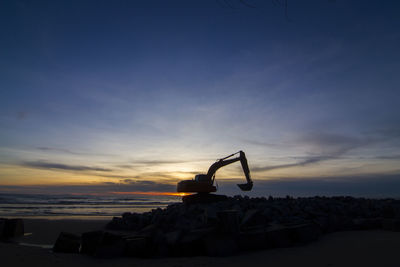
[{"xmin": 1, "ymin": 0, "xmax": 400, "ymax": 197}]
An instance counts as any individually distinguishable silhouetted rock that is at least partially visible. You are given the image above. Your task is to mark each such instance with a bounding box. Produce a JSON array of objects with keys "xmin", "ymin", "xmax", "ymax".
[
  {"xmin": 382, "ymin": 219, "xmax": 400, "ymax": 232},
  {"xmin": 125, "ymin": 237, "xmax": 149, "ymax": 257},
  {"xmin": 265, "ymin": 224, "xmax": 293, "ymax": 248},
  {"xmin": 182, "ymin": 193, "xmax": 228, "ymax": 204},
  {"xmin": 53, "ymin": 232, "xmax": 81, "ymax": 253},
  {"xmin": 95, "ymin": 196, "xmax": 400, "ymax": 258},
  {"xmin": 288, "ymin": 223, "xmax": 321, "ymax": 244},
  {"xmin": 80, "ymin": 231, "xmax": 126, "ymax": 258},
  {"xmin": 95, "ymin": 232, "xmax": 125, "ymax": 258},
  {"xmin": 204, "ymin": 234, "xmax": 238, "ymax": 257},
  {"xmin": 80, "ymin": 230, "xmax": 104, "ymax": 255},
  {"xmin": 352, "ymin": 218, "xmax": 382, "ymax": 230},
  {"xmin": 1, "ymin": 218, "xmax": 24, "ymax": 239},
  {"xmin": 0, "ymin": 218, "xmax": 5, "ymax": 239},
  {"xmin": 238, "ymin": 228, "xmax": 267, "ymax": 251},
  {"xmin": 217, "ymin": 210, "xmax": 239, "ymax": 234}
]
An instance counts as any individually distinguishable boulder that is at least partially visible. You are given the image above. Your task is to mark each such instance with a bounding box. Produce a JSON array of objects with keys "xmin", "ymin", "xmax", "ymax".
[
  {"xmin": 238, "ymin": 228, "xmax": 267, "ymax": 251},
  {"xmin": 80, "ymin": 230, "xmax": 104, "ymax": 255},
  {"xmin": 182, "ymin": 194, "xmax": 228, "ymax": 204},
  {"xmin": 288, "ymin": 223, "xmax": 321, "ymax": 244},
  {"xmin": 0, "ymin": 218, "xmax": 5, "ymax": 239},
  {"xmin": 352, "ymin": 218, "xmax": 382, "ymax": 230},
  {"xmin": 172, "ymin": 228, "xmax": 213, "ymax": 256},
  {"xmin": 204, "ymin": 235, "xmax": 238, "ymax": 257},
  {"xmin": 240, "ymin": 209, "xmax": 259, "ymax": 229},
  {"xmin": 3, "ymin": 218, "xmax": 24, "ymax": 238},
  {"xmin": 53, "ymin": 232, "xmax": 81, "ymax": 253},
  {"xmin": 382, "ymin": 219, "xmax": 400, "ymax": 232},
  {"xmin": 217, "ymin": 210, "xmax": 239, "ymax": 234},
  {"xmin": 265, "ymin": 224, "xmax": 293, "ymax": 248},
  {"xmin": 124, "ymin": 236, "xmax": 149, "ymax": 257},
  {"xmin": 95, "ymin": 232, "xmax": 126, "ymax": 258}
]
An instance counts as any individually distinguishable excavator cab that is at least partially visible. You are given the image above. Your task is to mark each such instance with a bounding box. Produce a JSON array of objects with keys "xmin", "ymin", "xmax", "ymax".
[
  {"xmin": 177, "ymin": 151, "xmax": 253, "ymax": 193},
  {"xmin": 194, "ymin": 174, "xmax": 209, "ymax": 182}
]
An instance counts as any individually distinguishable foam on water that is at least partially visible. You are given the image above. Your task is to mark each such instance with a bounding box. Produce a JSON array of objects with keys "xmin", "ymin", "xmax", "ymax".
[{"xmin": 0, "ymin": 193, "xmax": 181, "ymax": 219}]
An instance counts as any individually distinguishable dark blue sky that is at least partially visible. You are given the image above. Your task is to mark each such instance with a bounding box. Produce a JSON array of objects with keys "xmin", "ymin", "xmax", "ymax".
[{"xmin": 1, "ymin": 1, "xmax": 400, "ymax": 196}]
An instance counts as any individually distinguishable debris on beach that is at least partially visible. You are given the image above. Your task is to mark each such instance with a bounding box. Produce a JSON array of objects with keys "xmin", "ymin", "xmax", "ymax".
[{"xmin": 53, "ymin": 196, "xmax": 400, "ymax": 258}]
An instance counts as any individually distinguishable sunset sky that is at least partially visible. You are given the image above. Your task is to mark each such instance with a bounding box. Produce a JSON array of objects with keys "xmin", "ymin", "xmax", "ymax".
[{"xmin": 1, "ymin": 1, "xmax": 400, "ymax": 197}]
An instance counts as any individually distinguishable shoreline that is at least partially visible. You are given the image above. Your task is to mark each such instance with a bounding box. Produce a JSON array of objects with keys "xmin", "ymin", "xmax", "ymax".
[{"xmin": 1, "ymin": 218, "xmax": 399, "ymax": 267}]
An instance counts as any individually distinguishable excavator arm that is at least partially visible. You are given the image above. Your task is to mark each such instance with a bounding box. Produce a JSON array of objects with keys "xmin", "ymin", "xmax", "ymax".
[{"xmin": 206, "ymin": 151, "xmax": 253, "ymax": 191}]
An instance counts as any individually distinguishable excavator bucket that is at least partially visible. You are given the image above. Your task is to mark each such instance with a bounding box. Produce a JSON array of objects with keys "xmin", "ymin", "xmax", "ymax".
[{"xmin": 237, "ymin": 182, "xmax": 253, "ymax": 191}]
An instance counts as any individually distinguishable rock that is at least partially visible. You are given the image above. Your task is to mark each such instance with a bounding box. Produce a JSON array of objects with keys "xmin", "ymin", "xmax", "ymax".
[
  {"xmin": 100, "ymin": 196, "xmax": 400, "ymax": 258},
  {"xmin": 106, "ymin": 217, "xmax": 124, "ymax": 230},
  {"xmin": 164, "ymin": 230, "xmax": 182, "ymax": 246},
  {"xmin": 352, "ymin": 218, "xmax": 382, "ymax": 230},
  {"xmin": 3, "ymin": 218, "xmax": 24, "ymax": 238},
  {"xmin": 288, "ymin": 223, "xmax": 321, "ymax": 244},
  {"xmin": 265, "ymin": 224, "xmax": 293, "ymax": 248},
  {"xmin": 382, "ymin": 219, "xmax": 400, "ymax": 232},
  {"xmin": 217, "ymin": 210, "xmax": 239, "ymax": 234},
  {"xmin": 0, "ymin": 218, "xmax": 5, "ymax": 239},
  {"xmin": 238, "ymin": 228, "xmax": 267, "ymax": 251},
  {"xmin": 80, "ymin": 231, "xmax": 104, "ymax": 255},
  {"xmin": 204, "ymin": 235, "xmax": 238, "ymax": 257},
  {"xmin": 124, "ymin": 236, "xmax": 149, "ymax": 257},
  {"xmin": 182, "ymin": 193, "xmax": 228, "ymax": 204},
  {"xmin": 172, "ymin": 228, "xmax": 213, "ymax": 256},
  {"xmin": 241, "ymin": 209, "xmax": 259, "ymax": 227},
  {"xmin": 95, "ymin": 232, "xmax": 126, "ymax": 258},
  {"xmin": 53, "ymin": 232, "xmax": 81, "ymax": 253}
]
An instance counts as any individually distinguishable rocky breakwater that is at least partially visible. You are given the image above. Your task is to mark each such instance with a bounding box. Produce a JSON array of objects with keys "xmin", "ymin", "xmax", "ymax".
[{"xmin": 54, "ymin": 195, "xmax": 400, "ymax": 258}]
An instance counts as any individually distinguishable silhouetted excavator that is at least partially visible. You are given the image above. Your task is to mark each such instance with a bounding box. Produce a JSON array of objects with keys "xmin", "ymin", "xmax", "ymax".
[{"xmin": 177, "ymin": 151, "xmax": 253, "ymax": 193}]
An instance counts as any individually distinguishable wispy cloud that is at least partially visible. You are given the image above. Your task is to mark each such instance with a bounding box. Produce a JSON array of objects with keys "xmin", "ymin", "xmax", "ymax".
[
  {"xmin": 116, "ymin": 159, "xmax": 199, "ymax": 169},
  {"xmin": 21, "ymin": 161, "xmax": 113, "ymax": 172},
  {"xmin": 252, "ymin": 156, "xmax": 333, "ymax": 172},
  {"xmin": 35, "ymin": 147, "xmax": 115, "ymax": 157},
  {"xmin": 250, "ymin": 132, "xmax": 379, "ymax": 173},
  {"xmin": 0, "ymin": 180, "xmax": 176, "ymax": 195}
]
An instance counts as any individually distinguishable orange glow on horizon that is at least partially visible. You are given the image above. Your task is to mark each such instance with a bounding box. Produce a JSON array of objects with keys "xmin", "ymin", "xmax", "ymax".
[{"xmin": 110, "ymin": 191, "xmax": 192, "ymax": 197}]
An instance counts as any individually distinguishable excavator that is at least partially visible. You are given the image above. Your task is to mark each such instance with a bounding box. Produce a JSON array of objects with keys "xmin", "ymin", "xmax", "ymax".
[{"xmin": 177, "ymin": 151, "xmax": 253, "ymax": 193}]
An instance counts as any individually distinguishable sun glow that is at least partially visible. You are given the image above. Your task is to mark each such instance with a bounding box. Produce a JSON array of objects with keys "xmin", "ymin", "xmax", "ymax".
[{"xmin": 110, "ymin": 191, "xmax": 191, "ymax": 197}]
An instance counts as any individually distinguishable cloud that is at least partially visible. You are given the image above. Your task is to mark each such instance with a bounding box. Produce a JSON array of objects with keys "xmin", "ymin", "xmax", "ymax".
[
  {"xmin": 248, "ymin": 132, "xmax": 380, "ymax": 173},
  {"xmin": 35, "ymin": 147, "xmax": 115, "ymax": 157},
  {"xmin": 251, "ymin": 155, "xmax": 333, "ymax": 172},
  {"xmin": 36, "ymin": 147, "xmax": 78, "ymax": 155},
  {"xmin": 21, "ymin": 161, "xmax": 113, "ymax": 172},
  {"xmin": 115, "ymin": 159, "xmax": 207, "ymax": 169},
  {"xmin": 376, "ymin": 155, "xmax": 400, "ymax": 160},
  {"xmin": 16, "ymin": 111, "xmax": 28, "ymax": 120},
  {"xmin": 0, "ymin": 179, "xmax": 176, "ymax": 195}
]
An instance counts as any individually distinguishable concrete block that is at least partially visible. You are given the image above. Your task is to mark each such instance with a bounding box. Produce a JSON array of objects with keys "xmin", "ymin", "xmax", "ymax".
[
  {"xmin": 53, "ymin": 232, "xmax": 81, "ymax": 253},
  {"xmin": 382, "ymin": 219, "xmax": 400, "ymax": 232},
  {"xmin": 125, "ymin": 237, "xmax": 149, "ymax": 257},
  {"xmin": 3, "ymin": 219, "xmax": 24, "ymax": 238},
  {"xmin": 217, "ymin": 210, "xmax": 239, "ymax": 234},
  {"xmin": 204, "ymin": 235, "xmax": 238, "ymax": 257}
]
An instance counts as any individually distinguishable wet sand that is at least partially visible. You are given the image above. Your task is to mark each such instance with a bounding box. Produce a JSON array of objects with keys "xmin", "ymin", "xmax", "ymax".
[{"xmin": 1, "ymin": 219, "xmax": 400, "ymax": 267}]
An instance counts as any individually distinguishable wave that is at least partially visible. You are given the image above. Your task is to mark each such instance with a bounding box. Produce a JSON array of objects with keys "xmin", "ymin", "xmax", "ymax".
[{"xmin": 0, "ymin": 193, "xmax": 180, "ymax": 218}]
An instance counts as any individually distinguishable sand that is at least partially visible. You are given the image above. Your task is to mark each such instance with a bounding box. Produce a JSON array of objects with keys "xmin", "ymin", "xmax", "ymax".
[{"xmin": 1, "ymin": 219, "xmax": 400, "ymax": 267}]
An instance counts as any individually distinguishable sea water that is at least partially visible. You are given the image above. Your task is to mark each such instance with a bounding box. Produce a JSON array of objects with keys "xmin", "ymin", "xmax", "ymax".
[{"xmin": 0, "ymin": 193, "xmax": 181, "ymax": 220}]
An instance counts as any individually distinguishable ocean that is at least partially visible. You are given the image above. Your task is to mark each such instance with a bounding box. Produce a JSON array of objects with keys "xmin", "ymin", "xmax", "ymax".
[{"xmin": 0, "ymin": 193, "xmax": 181, "ymax": 220}]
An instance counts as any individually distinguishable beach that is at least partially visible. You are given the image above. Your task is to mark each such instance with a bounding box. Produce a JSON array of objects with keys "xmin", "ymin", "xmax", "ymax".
[{"xmin": 1, "ymin": 219, "xmax": 399, "ymax": 267}]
